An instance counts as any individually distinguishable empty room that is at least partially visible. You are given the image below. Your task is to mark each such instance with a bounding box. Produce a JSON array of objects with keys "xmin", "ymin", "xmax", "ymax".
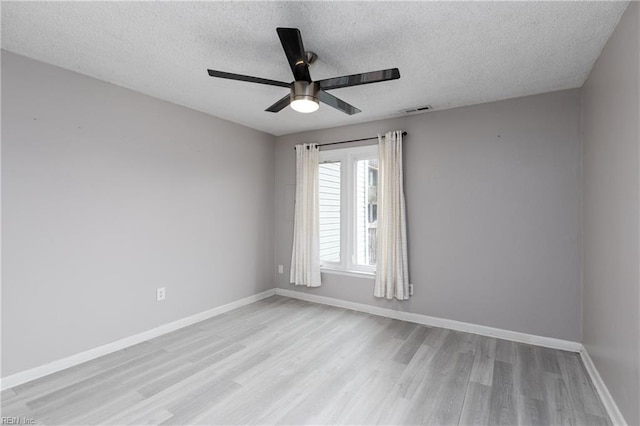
[{"xmin": 1, "ymin": 1, "xmax": 638, "ymax": 425}]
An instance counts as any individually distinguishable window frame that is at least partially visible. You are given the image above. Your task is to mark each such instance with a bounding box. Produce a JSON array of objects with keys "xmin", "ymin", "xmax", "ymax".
[{"xmin": 318, "ymin": 144, "xmax": 378, "ymax": 275}]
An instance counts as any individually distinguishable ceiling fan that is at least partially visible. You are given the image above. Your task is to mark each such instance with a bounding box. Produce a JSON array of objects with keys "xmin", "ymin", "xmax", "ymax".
[{"xmin": 207, "ymin": 27, "xmax": 400, "ymax": 115}]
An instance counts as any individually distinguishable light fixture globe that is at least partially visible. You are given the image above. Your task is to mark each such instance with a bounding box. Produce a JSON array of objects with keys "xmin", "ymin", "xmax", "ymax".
[
  {"xmin": 290, "ymin": 98, "xmax": 319, "ymax": 113},
  {"xmin": 290, "ymin": 81, "xmax": 319, "ymax": 113}
]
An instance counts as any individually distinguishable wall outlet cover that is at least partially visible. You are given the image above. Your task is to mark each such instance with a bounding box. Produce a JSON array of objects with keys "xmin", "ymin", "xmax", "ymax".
[{"xmin": 156, "ymin": 287, "xmax": 166, "ymax": 301}]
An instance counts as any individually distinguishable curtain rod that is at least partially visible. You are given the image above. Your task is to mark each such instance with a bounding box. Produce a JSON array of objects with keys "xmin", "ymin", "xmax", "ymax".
[{"xmin": 298, "ymin": 131, "xmax": 408, "ymax": 149}]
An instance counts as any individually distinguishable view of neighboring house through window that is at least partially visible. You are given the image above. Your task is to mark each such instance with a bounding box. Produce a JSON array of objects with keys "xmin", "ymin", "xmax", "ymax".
[
  {"xmin": 319, "ymin": 161, "xmax": 341, "ymax": 263},
  {"xmin": 318, "ymin": 145, "xmax": 377, "ymax": 273},
  {"xmin": 356, "ymin": 158, "xmax": 378, "ymax": 266}
]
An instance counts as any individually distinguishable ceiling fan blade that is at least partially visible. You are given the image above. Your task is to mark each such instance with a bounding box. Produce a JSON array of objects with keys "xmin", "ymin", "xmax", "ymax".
[
  {"xmin": 276, "ymin": 27, "xmax": 312, "ymax": 82},
  {"xmin": 207, "ymin": 69, "xmax": 290, "ymax": 88},
  {"xmin": 317, "ymin": 68, "xmax": 400, "ymax": 91},
  {"xmin": 265, "ymin": 94, "xmax": 291, "ymax": 113},
  {"xmin": 317, "ymin": 90, "xmax": 361, "ymax": 115}
]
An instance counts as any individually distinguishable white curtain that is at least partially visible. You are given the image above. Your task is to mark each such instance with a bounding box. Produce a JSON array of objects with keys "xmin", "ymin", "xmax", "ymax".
[
  {"xmin": 374, "ymin": 131, "xmax": 409, "ymax": 300},
  {"xmin": 290, "ymin": 143, "xmax": 321, "ymax": 287}
]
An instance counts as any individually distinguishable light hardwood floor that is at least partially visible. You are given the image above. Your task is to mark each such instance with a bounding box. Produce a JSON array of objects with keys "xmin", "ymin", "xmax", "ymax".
[{"xmin": 1, "ymin": 296, "xmax": 610, "ymax": 425}]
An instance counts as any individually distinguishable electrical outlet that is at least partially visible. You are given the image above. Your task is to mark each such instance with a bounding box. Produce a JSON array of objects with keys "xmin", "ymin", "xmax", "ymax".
[
  {"xmin": 409, "ymin": 284, "xmax": 414, "ymax": 296},
  {"xmin": 278, "ymin": 265, "xmax": 284, "ymax": 274},
  {"xmin": 156, "ymin": 287, "xmax": 166, "ymax": 301}
]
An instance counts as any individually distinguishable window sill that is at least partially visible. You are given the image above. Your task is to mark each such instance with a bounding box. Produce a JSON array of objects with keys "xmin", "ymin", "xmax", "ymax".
[{"xmin": 320, "ymin": 268, "xmax": 376, "ymax": 280}]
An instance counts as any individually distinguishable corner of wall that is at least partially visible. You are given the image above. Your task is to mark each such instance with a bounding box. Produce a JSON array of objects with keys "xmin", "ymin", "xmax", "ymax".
[{"xmin": 578, "ymin": 87, "xmax": 585, "ymax": 344}]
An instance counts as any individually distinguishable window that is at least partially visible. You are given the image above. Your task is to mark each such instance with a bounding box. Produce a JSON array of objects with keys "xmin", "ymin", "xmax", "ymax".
[{"xmin": 318, "ymin": 145, "xmax": 378, "ymax": 274}]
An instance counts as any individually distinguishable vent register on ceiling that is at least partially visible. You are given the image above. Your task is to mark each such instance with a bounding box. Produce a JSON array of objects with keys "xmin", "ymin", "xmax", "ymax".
[{"xmin": 207, "ymin": 28, "xmax": 400, "ymax": 115}]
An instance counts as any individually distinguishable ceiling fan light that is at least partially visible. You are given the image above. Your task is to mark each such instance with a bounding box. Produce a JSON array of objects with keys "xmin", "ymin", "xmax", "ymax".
[
  {"xmin": 290, "ymin": 81, "xmax": 320, "ymax": 113},
  {"xmin": 291, "ymin": 97, "xmax": 319, "ymax": 113}
]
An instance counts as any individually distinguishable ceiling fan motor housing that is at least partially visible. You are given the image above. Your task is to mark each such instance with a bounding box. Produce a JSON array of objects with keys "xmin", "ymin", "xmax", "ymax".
[{"xmin": 291, "ymin": 81, "xmax": 319, "ymax": 103}]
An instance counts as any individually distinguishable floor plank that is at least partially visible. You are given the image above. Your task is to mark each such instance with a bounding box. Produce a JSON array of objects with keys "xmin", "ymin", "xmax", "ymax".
[
  {"xmin": 488, "ymin": 360, "xmax": 519, "ymax": 426},
  {"xmin": 458, "ymin": 382, "xmax": 491, "ymax": 425}
]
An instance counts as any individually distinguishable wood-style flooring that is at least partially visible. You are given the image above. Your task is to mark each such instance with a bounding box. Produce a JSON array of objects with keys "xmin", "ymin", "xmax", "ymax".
[{"xmin": 1, "ymin": 296, "xmax": 610, "ymax": 425}]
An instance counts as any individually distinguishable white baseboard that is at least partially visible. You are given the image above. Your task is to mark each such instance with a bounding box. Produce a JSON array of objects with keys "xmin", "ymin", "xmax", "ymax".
[
  {"xmin": 580, "ymin": 347, "xmax": 628, "ymax": 425},
  {"xmin": 0, "ymin": 289, "xmax": 276, "ymax": 390},
  {"xmin": 275, "ymin": 288, "xmax": 582, "ymax": 353}
]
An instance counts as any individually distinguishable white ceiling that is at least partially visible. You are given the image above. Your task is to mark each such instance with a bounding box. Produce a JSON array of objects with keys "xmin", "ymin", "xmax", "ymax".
[{"xmin": 1, "ymin": 1, "xmax": 628, "ymax": 136}]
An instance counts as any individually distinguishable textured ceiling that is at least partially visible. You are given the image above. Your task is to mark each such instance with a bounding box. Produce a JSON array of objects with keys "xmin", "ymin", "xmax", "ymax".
[{"xmin": 1, "ymin": 1, "xmax": 628, "ymax": 136}]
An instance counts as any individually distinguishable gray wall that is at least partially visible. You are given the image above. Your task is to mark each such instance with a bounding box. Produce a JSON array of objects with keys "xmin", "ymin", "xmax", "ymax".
[
  {"xmin": 275, "ymin": 89, "xmax": 582, "ymax": 342},
  {"xmin": 1, "ymin": 51, "xmax": 275, "ymax": 377},
  {"xmin": 581, "ymin": 2, "xmax": 640, "ymax": 424}
]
